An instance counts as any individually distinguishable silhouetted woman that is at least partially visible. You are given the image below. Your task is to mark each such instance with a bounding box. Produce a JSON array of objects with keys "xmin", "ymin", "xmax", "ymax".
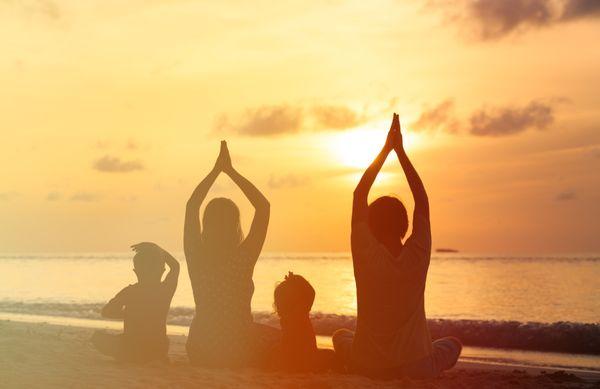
[{"xmin": 184, "ymin": 141, "xmax": 277, "ymax": 367}]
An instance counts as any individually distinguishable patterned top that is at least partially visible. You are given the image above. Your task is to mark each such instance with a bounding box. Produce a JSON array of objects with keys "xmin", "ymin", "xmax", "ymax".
[{"xmin": 186, "ymin": 246, "xmax": 261, "ymax": 366}]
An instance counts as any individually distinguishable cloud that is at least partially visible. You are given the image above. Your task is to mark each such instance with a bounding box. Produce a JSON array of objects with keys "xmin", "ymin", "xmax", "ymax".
[
  {"xmin": 70, "ymin": 192, "xmax": 100, "ymax": 202},
  {"xmin": 561, "ymin": 0, "xmax": 600, "ymax": 20},
  {"xmin": 466, "ymin": 0, "xmax": 555, "ymax": 39},
  {"xmin": 0, "ymin": 191, "xmax": 20, "ymax": 201},
  {"xmin": 214, "ymin": 103, "xmax": 369, "ymax": 137},
  {"xmin": 215, "ymin": 105, "xmax": 303, "ymax": 137},
  {"xmin": 268, "ymin": 174, "xmax": 310, "ymax": 189},
  {"xmin": 126, "ymin": 139, "xmax": 139, "ymax": 150},
  {"xmin": 435, "ymin": 0, "xmax": 600, "ymax": 40},
  {"xmin": 46, "ymin": 191, "xmax": 61, "ymax": 201},
  {"xmin": 468, "ymin": 101, "xmax": 554, "ymax": 136},
  {"xmin": 93, "ymin": 155, "xmax": 144, "ymax": 173},
  {"xmin": 311, "ymin": 105, "xmax": 362, "ymax": 130},
  {"xmin": 2, "ymin": 0, "xmax": 61, "ymax": 20},
  {"xmin": 412, "ymin": 99, "xmax": 460, "ymax": 133},
  {"xmin": 555, "ymin": 190, "xmax": 576, "ymax": 201},
  {"xmin": 411, "ymin": 99, "xmax": 556, "ymax": 137}
]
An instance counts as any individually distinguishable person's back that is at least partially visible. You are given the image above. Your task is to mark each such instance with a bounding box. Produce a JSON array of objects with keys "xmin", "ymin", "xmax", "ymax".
[
  {"xmin": 91, "ymin": 242, "xmax": 179, "ymax": 363},
  {"xmin": 351, "ymin": 209, "xmax": 433, "ymax": 369},
  {"xmin": 120, "ymin": 282, "xmax": 173, "ymax": 356},
  {"xmin": 333, "ymin": 114, "xmax": 461, "ymax": 379},
  {"xmin": 186, "ymin": 246, "xmax": 257, "ymax": 366},
  {"xmin": 269, "ymin": 272, "xmax": 340, "ymax": 373}
]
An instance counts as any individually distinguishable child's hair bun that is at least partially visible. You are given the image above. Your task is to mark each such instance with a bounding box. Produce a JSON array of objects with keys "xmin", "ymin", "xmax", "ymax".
[{"xmin": 274, "ymin": 271, "xmax": 315, "ymax": 316}]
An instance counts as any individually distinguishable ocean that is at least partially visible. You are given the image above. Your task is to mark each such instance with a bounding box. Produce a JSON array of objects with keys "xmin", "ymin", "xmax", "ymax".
[{"xmin": 1, "ymin": 253, "xmax": 599, "ymax": 359}]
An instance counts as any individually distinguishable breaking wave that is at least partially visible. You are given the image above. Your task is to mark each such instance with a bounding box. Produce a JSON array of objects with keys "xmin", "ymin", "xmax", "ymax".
[{"xmin": 1, "ymin": 301, "xmax": 598, "ymax": 355}]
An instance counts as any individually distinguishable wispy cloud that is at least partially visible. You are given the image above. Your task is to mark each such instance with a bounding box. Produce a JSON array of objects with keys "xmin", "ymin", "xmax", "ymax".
[
  {"xmin": 469, "ymin": 101, "xmax": 554, "ymax": 136},
  {"xmin": 46, "ymin": 191, "xmax": 61, "ymax": 201},
  {"xmin": 433, "ymin": 0, "xmax": 600, "ymax": 40},
  {"xmin": 411, "ymin": 99, "xmax": 557, "ymax": 137},
  {"xmin": 2, "ymin": 0, "xmax": 61, "ymax": 20},
  {"xmin": 214, "ymin": 103, "xmax": 369, "ymax": 137},
  {"xmin": 555, "ymin": 190, "xmax": 576, "ymax": 201},
  {"xmin": 412, "ymin": 99, "xmax": 460, "ymax": 133},
  {"xmin": 268, "ymin": 174, "xmax": 310, "ymax": 189},
  {"xmin": 0, "ymin": 191, "xmax": 20, "ymax": 201},
  {"xmin": 215, "ymin": 105, "xmax": 304, "ymax": 137},
  {"xmin": 311, "ymin": 105, "xmax": 363, "ymax": 130},
  {"xmin": 93, "ymin": 155, "xmax": 144, "ymax": 173},
  {"xmin": 69, "ymin": 192, "xmax": 100, "ymax": 202}
]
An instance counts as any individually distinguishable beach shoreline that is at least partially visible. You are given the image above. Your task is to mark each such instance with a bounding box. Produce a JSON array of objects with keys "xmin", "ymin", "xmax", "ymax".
[{"xmin": 2, "ymin": 319, "xmax": 598, "ymax": 388}]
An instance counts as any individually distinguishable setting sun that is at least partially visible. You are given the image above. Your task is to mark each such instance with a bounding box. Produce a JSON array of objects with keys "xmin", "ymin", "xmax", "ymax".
[{"xmin": 328, "ymin": 122, "xmax": 423, "ymax": 168}]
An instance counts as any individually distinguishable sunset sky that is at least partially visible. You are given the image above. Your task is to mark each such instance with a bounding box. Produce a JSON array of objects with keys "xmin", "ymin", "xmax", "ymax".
[{"xmin": 1, "ymin": 0, "xmax": 599, "ymax": 253}]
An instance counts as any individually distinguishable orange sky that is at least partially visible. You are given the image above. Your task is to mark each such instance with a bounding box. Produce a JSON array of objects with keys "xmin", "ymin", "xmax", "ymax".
[{"xmin": 0, "ymin": 0, "xmax": 599, "ymax": 253}]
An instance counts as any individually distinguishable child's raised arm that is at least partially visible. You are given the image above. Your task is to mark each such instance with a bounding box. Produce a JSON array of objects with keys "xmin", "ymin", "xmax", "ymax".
[
  {"xmin": 101, "ymin": 286, "xmax": 130, "ymax": 319},
  {"xmin": 131, "ymin": 242, "xmax": 179, "ymax": 293}
]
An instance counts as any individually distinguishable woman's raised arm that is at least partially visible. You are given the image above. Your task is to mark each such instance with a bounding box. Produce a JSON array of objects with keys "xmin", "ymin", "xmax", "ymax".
[
  {"xmin": 220, "ymin": 141, "xmax": 270, "ymax": 260},
  {"xmin": 184, "ymin": 144, "xmax": 229, "ymax": 270}
]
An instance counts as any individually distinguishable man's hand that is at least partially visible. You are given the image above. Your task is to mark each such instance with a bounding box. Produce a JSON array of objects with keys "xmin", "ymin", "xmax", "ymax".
[
  {"xmin": 215, "ymin": 140, "xmax": 233, "ymax": 174},
  {"xmin": 383, "ymin": 113, "xmax": 397, "ymax": 153},
  {"xmin": 391, "ymin": 113, "xmax": 403, "ymax": 152}
]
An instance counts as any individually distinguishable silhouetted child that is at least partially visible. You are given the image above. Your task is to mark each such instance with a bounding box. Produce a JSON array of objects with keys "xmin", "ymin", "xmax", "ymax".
[
  {"xmin": 268, "ymin": 272, "xmax": 341, "ymax": 372},
  {"xmin": 91, "ymin": 242, "xmax": 179, "ymax": 363}
]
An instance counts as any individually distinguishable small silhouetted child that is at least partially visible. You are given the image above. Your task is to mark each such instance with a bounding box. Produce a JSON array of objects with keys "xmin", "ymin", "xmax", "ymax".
[
  {"xmin": 91, "ymin": 242, "xmax": 179, "ymax": 363},
  {"xmin": 268, "ymin": 272, "xmax": 342, "ymax": 372}
]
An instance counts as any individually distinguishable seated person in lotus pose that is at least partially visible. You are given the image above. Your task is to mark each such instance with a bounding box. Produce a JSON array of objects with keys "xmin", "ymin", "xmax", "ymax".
[
  {"xmin": 332, "ymin": 113, "xmax": 461, "ymax": 379},
  {"xmin": 269, "ymin": 272, "xmax": 341, "ymax": 373},
  {"xmin": 184, "ymin": 141, "xmax": 279, "ymax": 367},
  {"xmin": 91, "ymin": 242, "xmax": 179, "ymax": 363}
]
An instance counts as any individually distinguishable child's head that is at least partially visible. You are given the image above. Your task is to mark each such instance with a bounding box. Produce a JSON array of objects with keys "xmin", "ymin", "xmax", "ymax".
[
  {"xmin": 274, "ymin": 272, "xmax": 315, "ymax": 318},
  {"xmin": 133, "ymin": 251, "xmax": 165, "ymax": 283}
]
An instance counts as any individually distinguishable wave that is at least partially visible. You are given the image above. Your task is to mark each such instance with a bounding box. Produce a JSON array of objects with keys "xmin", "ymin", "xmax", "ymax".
[{"xmin": 1, "ymin": 301, "xmax": 598, "ymax": 355}]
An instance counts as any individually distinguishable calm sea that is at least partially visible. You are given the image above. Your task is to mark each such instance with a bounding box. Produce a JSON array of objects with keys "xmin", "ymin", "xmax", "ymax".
[{"xmin": 1, "ymin": 252, "xmax": 598, "ymax": 324}]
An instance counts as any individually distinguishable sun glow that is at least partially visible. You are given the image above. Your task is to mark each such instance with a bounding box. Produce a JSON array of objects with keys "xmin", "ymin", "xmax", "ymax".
[{"xmin": 328, "ymin": 123, "xmax": 422, "ymax": 169}]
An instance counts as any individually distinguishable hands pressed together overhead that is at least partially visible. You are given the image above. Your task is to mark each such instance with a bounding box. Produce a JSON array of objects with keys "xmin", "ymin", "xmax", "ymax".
[
  {"xmin": 215, "ymin": 140, "xmax": 234, "ymax": 174},
  {"xmin": 384, "ymin": 113, "xmax": 403, "ymax": 153}
]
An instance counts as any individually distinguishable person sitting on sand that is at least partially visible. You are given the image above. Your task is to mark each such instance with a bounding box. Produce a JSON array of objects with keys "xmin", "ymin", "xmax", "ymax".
[
  {"xmin": 91, "ymin": 242, "xmax": 179, "ymax": 363},
  {"xmin": 332, "ymin": 113, "xmax": 462, "ymax": 379},
  {"xmin": 268, "ymin": 272, "xmax": 341, "ymax": 373},
  {"xmin": 184, "ymin": 141, "xmax": 279, "ymax": 367}
]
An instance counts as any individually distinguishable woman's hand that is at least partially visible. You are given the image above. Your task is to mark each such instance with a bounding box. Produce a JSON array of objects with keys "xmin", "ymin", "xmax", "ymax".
[{"xmin": 215, "ymin": 140, "xmax": 233, "ymax": 174}]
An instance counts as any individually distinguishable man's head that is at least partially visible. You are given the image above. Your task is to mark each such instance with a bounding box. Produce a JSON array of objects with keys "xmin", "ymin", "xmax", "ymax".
[
  {"xmin": 368, "ymin": 196, "xmax": 408, "ymax": 245},
  {"xmin": 133, "ymin": 251, "xmax": 165, "ymax": 283}
]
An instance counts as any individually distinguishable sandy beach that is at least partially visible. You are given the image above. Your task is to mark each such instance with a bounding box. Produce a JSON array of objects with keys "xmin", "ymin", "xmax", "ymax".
[{"xmin": 1, "ymin": 320, "xmax": 597, "ymax": 389}]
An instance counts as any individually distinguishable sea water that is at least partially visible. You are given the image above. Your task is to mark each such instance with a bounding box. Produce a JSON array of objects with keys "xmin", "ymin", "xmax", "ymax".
[{"xmin": 1, "ymin": 252, "xmax": 598, "ymax": 324}]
